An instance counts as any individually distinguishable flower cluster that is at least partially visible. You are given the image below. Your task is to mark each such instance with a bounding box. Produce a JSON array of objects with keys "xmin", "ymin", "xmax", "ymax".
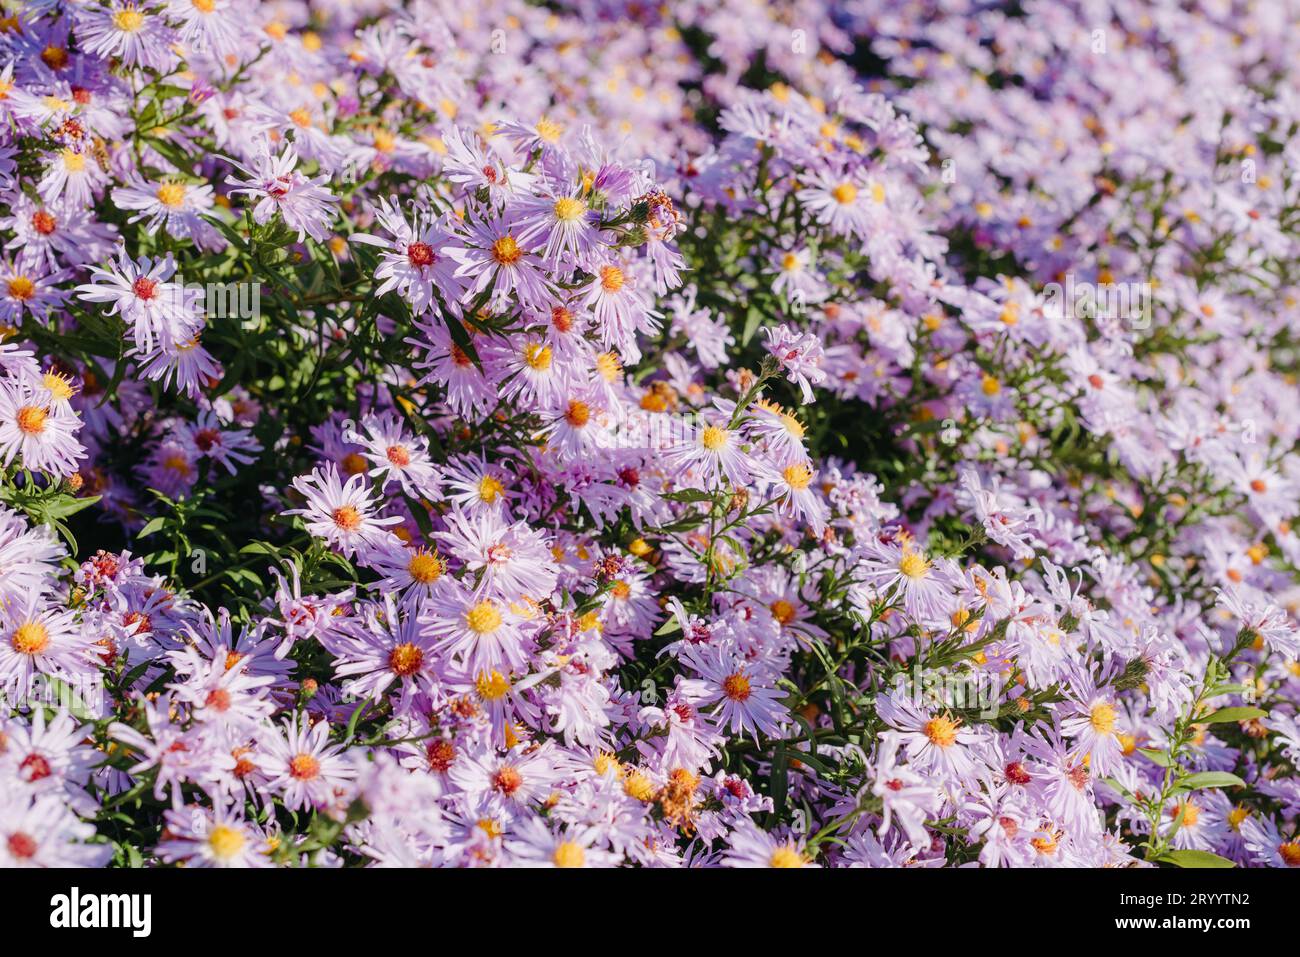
[{"xmin": 1, "ymin": 0, "xmax": 1299, "ymax": 871}]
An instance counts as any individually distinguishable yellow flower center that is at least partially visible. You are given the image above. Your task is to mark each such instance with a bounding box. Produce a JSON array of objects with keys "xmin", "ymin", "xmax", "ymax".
[
  {"xmin": 770, "ymin": 599, "xmax": 796, "ymax": 625},
  {"xmin": 535, "ymin": 117, "xmax": 563, "ymax": 143},
  {"xmin": 11, "ymin": 622, "xmax": 49, "ymax": 655},
  {"xmin": 156, "ymin": 183, "xmax": 186, "ymax": 208},
  {"xmin": 564, "ymin": 400, "xmax": 591, "ymax": 428},
  {"xmin": 898, "ymin": 549, "xmax": 930, "ymax": 580},
  {"xmin": 831, "ymin": 182, "xmax": 857, "ymax": 205},
  {"xmin": 475, "ymin": 669, "xmax": 510, "ymax": 700},
  {"xmin": 769, "ymin": 846, "xmax": 805, "ymax": 868},
  {"xmin": 923, "ymin": 715, "xmax": 960, "ymax": 747},
  {"xmin": 7, "ymin": 277, "xmax": 33, "ymax": 301},
  {"xmin": 15, "ymin": 405, "xmax": 47, "ymax": 435},
  {"xmin": 523, "ymin": 342, "xmax": 552, "ymax": 371},
  {"xmin": 623, "ymin": 769, "xmax": 656, "ymax": 801},
  {"xmin": 1089, "ymin": 702, "xmax": 1117, "ymax": 735},
  {"xmin": 722, "ymin": 672, "xmax": 751, "ymax": 701},
  {"xmin": 981, "ymin": 375, "xmax": 1001, "ymax": 396},
  {"xmin": 594, "ymin": 352, "xmax": 621, "ymax": 382},
  {"xmin": 782, "ymin": 463, "xmax": 813, "ymax": 490},
  {"xmin": 700, "ymin": 425, "xmax": 729, "ymax": 451},
  {"xmin": 599, "ymin": 265, "xmax": 625, "ymax": 293},
  {"xmin": 331, "ymin": 505, "xmax": 362, "ymax": 531},
  {"xmin": 207, "ymin": 825, "xmax": 245, "ymax": 860},
  {"xmin": 388, "ymin": 642, "xmax": 424, "ymax": 677},
  {"xmin": 478, "ymin": 474, "xmax": 504, "ymax": 503},
  {"xmin": 553, "ymin": 196, "xmax": 586, "ymax": 221},
  {"xmin": 491, "ymin": 235, "xmax": 522, "ymax": 266},
  {"xmin": 465, "ymin": 600, "xmax": 502, "ymax": 634},
  {"xmin": 288, "ymin": 753, "xmax": 320, "ymax": 780},
  {"xmin": 407, "ymin": 550, "xmax": 445, "ymax": 584},
  {"xmin": 552, "ymin": 842, "xmax": 585, "ymax": 867},
  {"xmin": 112, "ymin": 9, "xmax": 145, "ymax": 32},
  {"xmin": 61, "ymin": 150, "xmax": 85, "ymax": 172},
  {"xmin": 42, "ymin": 370, "xmax": 76, "ymax": 401}
]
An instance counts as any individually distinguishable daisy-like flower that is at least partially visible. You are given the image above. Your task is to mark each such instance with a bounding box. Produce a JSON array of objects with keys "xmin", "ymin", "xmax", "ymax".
[
  {"xmin": 408, "ymin": 319, "xmax": 497, "ymax": 421},
  {"xmin": 350, "ymin": 410, "xmax": 440, "ymax": 499},
  {"xmin": 134, "ymin": 332, "xmax": 224, "ymax": 399},
  {"xmin": 165, "ymin": 0, "xmax": 247, "ymax": 60},
  {"xmin": 1216, "ymin": 586, "xmax": 1300, "ymax": 659},
  {"xmin": 876, "ymin": 689, "xmax": 980, "ymax": 781},
  {"xmin": 226, "ymin": 144, "xmax": 340, "ymax": 243},
  {"xmin": 324, "ymin": 594, "xmax": 439, "ymax": 711},
  {"xmin": 512, "ymin": 187, "xmax": 599, "ymax": 270},
  {"xmin": 505, "ymin": 817, "xmax": 620, "ymax": 868},
  {"xmin": 112, "ymin": 177, "xmax": 222, "ymax": 249},
  {"xmin": 746, "ymin": 399, "xmax": 811, "ymax": 465},
  {"xmin": 440, "ymin": 452, "xmax": 513, "ymax": 516},
  {"xmin": 447, "ymin": 740, "xmax": 560, "ymax": 811},
  {"xmin": 0, "ymin": 505, "xmax": 65, "ymax": 604},
  {"xmin": 795, "ymin": 167, "xmax": 881, "ymax": 238},
  {"xmin": 183, "ymin": 408, "xmax": 262, "ymax": 474},
  {"xmin": 0, "ymin": 195, "xmax": 117, "ymax": 271},
  {"xmin": 262, "ymin": 714, "xmax": 356, "ymax": 812},
  {"xmin": 75, "ymin": 248, "xmax": 202, "ymax": 355},
  {"xmin": 0, "ymin": 596, "xmax": 94, "ymax": 691},
  {"xmin": 156, "ymin": 800, "xmax": 272, "ymax": 868},
  {"xmin": 855, "ymin": 536, "xmax": 957, "ymax": 623},
  {"xmin": 449, "ymin": 212, "xmax": 553, "ymax": 312},
  {"xmin": 421, "ymin": 584, "xmax": 529, "ymax": 675},
  {"xmin": 37, "ymin": 146, "xmax": 109, "ymax": 207},
  {"xmin": 0, "ymin": 371, "xmax": 84, "ymax": 476},
  {"xmin": 771, "ymin": 245, "xmax": 827, "ymax": 304},
  {"xmin": 535, "ymin": 389, "xmax": 612, "ymax": 462},
  {"xmin": 494, "ymin": 336, "xmax": 566, "ymax": 407},
  {"xmin": 763, "ymin": 323, "xmax": 826, "ymax": 403},
  {"xmin": 583, "ymin": 259, "xmax": 659, "ymax": 362},
  {"xmin": 351, "ymin": 197, "xmax": 464, "ymax": 315},
  {"xmin": 166, "ymin": 642, "xmax": 276, "ymax": 730},
  {"xmin": 76, "ymin": 1, "xmax": 179, "ymax": 71},
  {"xmin": 438, "ymin": 508, "xmax": 559, "ymax": 600},
  {"xmin": 721, "ymin": 819, "xmax": 814, "ymax": 868},
  {"xmin": 866, "ymin": 732, "xmax": 944, "ymax": 849},
  {"xmin": 0, "ymin": 261, "xmax": 68, "ymax": 327},
  {"xmin": 679, "ymin": 643, "xmax": 788, "ymax": 741},
  {"xmin": 663, "ymin": 413, "xmax": 754, "ymax": 489},
  {"xmin": 440, "ymin": 125, "xmax": 533, "ymax": 203},
  {"xmin": 0, "ymin": 791, "xmax": 111, "ymax": 867},
  {"xmin": 286, "ymin": 463, "xmax": 402, "ymax": 559},
  {"xmin": 1058, "ymin": 669, "xmax": 1125, "ymax": 777},
  {"xmin": 366, "ymin": 538, "xmax": 452, "ymax": 602},
  {"xmin": 759, "ymin": 458, "xmax": 829, "ymax": 536}
]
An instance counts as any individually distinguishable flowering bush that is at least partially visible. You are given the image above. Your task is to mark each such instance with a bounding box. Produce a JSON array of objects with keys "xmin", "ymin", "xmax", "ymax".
[{"xmin": 2, "ymin": 0, "xmax": 1300, "ymax": 870}]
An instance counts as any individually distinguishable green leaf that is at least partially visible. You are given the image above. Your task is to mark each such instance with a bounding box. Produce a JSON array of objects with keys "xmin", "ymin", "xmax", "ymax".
[
  {"xmin": 1158, "ymin": 849, "xmax": 1235, "ymax": 869},
  {"xmin": 662, "ymin": 488, "xmax": 715, "ymax": 503},
  {"xmin": 1198, "ymin": 707, "xmax": 1267, "ymax": 724},
  {"xmin": 40, "ymin": 494, "xmax": 102, "ymax": 521},
  {"xmin": 1180, "ymin": 771, "xmax": 1246, "ymax": 790},
  {"xmin": 653, "ymin": 616, "xmax": 681, "ymax": 637},
  {"xmin": 741, "ymin": 304, "xmax": 764, "ymax": 346},
  {"xmin": 138, "ymin": 516, "xmax": 167, "ymax": 539},
  {"xmin": 1138, "ymin": 747, "xmax": 1172, "ymax": 767}
]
